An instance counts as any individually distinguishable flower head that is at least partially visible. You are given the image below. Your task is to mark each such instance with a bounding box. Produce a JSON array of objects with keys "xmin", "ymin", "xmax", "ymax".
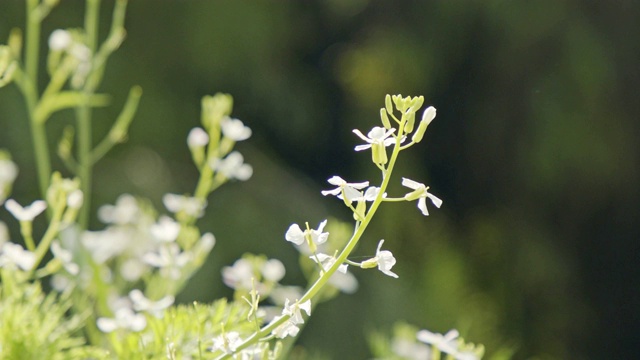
[
  {"xmin": 401, "ymin": 178, "xmax": 442, "ymax": 216},
  {"xmin": 211, "ymin": 331, "xmax": 242, "ymax": 354},
  {"xmin": 0, "ymin": 242, "xmax": 36, "ymax": 270},
  {"xmin": 321, "ymin": 176, "xmax": 369, "ymax": 203},
  {"xmin": 416, "ymin": 329, "xmax": 460, "ymax": 356},
  {"xmin": 96, "ymin": 308, "xmax": 147, "ymax": 333},
  {"xmin": 282, "ymin": 298, "xmax": 311, "ymax": 325},
  {"xmin": 162, "ymin": 193, "xmax": 207, "ymax": 218}
]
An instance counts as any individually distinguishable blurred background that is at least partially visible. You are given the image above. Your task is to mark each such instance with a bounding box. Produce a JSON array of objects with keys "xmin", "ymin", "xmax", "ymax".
[{"xmin": 1, "ymin": 1, "xmax": 638, "ymax": 359}]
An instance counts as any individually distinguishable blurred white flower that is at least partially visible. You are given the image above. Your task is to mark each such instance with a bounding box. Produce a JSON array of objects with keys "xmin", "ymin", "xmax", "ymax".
[
  {"xmin": 222, "ymin": 258, "xmax": 254, "ymax": 291},
  {"xmin": 149, "ymin": 215, "xmax": 181, "ymax": 243},
  {"xmin": 98, "ymin": 194, "xmax": 140, "ymax": 225},
  {"xmin": 162, "ymin": 193, "xmax": 207, "ymax": 218},
  {"xmin": 0, "ymin": 242, "xmax": 36, "ymax": 270},
  {"xmin": 211, "ymin": 331, "xmax": 242, "ymax": 354},
  {"xmin": 221, "ymin": 117, "xmax": 252, "ymax": 141},
  {"xmin": 97, "ymin": 308, "xmax": 147, "ymax": 333},
  {"xmin": 142, "ymin": 243, "xmax": 191, "ymax": 279},
  {"xmin": 4, "ymin": 199, "xmax": 47, "ymax": 221},
  {"xmin": 48, "ymin": 29, "xmax": 72, "ymax": 51},
  {"xmin": 210, "ymin": 151, "xmax": 253, "ymax": 181},
  {"xmin": 187, "ymin": 127, "xmax": 209, "ymax": 147},
  {"xmin": 51, "ymin": 241, "xmax": 79, "ymax": 275},
  {"xmin": 417, "ymin": 329, "xmax": 460, "ymax": 356},
  {"xmin": 262, "ymin": 258, "xmax": 285, "ymax": 282},
  {"xmin": 129, "ymin": 289, "xmax": 174, "ymax": 318}
]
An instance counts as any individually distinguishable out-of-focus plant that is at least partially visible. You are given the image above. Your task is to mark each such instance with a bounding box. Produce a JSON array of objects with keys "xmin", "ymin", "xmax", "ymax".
[{"xmin": 0, "ymin": 1, "xmax": 486, "ymax": 359}]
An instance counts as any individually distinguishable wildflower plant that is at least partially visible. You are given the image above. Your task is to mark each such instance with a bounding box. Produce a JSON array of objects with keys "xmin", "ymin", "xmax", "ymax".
[{"xmin": 0, "ymin": 1, "xmax": 484, "ymax": 359}]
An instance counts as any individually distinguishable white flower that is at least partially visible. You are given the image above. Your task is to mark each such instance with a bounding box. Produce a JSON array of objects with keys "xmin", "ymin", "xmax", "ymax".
[
  {"xmin": 272, "ymin": 317, "xmax": 300, "ymax": 339},
  {"xmin": 149, "ymin": 215, "xmax": 181, "ymax": 243},
  {"xmin": 4, "ymin": 199, "xmax": 47, "ymax": 221},
  {"xmin": 210, "ymin": 151, "xmax": 253, "ymax": 181},
  {"xmin": 48, "ymin": 29, "xmax": 72, "ymax": 51},
  {"xmin": 96, "ymin": 308, "xmax": 147, "ymax": 333},
  {"xmin": 97, "ymin": 194, "xmax": 140, "ymax": 225},
  {"xmin": 392, "ymin": 338, "xmax": 431, "ymax": 360},
  {"xmin": 51, "ymin": 241, "xmax": 79, "ymax": 275},
  {"xmin": 416, "ymin": 329, "xmax": 460, "ymax": 356},
  {"xmin": 262, "ymin": 258, "xmax": 286, "ymax": 282},
  {"xmin": 310, "ymin": 253, "xmax": 348, "ymax": 274},
  {"xmin": 0, "ymin": 242, "xmax": 36, "ymax": 270},
  {"xmin": 282, "ymin": 298, "xmax": 311, "ymax": 325},
  {"xmin": 211, "ymin": 331, "xmax": 242, "ymax": 354},
  {"xmin": 352, "ymin": 126, "xmax": 396, "ymax": 151},
  {"xmin": 129, "ymin": 289, "xmax": 174, "ymax": 317},
  {"xmin": 162, "ymin": 193, "xmax": 207, "ymax": 218},
  {"xmin": 142, "ymin": 244, "xmax": 191, "ymax": 279},
  {"xmin": 187, "ymin": 127, "xmax": 209, "ymax": 147},
  {"xmin": 373, "ymin": 240, "xmax": 398, "ymax": 278},
  {"xmin": 0, "ymin": 159, "xmax": 18, "ymax": 184},
  {"xmin": 221, "ymin": 117, "xmax": 252, "ymax": 141},
  {"xmin": 221, "ymin": 258, "xmax": 254, "ymax": 290},
  {"xmin": 321, "ymin": 176, "xmax": 369, "ymax": 203},
  {"xmin": 401, "ymin": 178, "xmax": 442, "ymax": 216},
  {"xmin": 285, "ymin": 219, "xmax": 329, "ymax": 246},
  {"xmin": 66, "ymin": 190, "xmax": 83, "ymax": 209}
]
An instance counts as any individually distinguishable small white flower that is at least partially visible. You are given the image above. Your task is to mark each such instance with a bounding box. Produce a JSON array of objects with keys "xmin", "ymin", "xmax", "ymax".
[
  {"xmin": 48, "ymin": 29, "xmax": 72, "ymax": 51},
  {"xmin": 66, "ymin": 190, "xmax": 84, "ymax": 209},
  {"xmin": 221, "ymin": 117, "xmax": 252, "ymax": 141},
  {"xmin": 162, "ymin": 193, "xmax": 207, "ymax": 218},
  {"xmin": 187, "ymin": 127, "xmax": 209, "ymax": 147},
  {"xmin": 51, "ymin": 241, "xmax": 79, "ymax": 275},
  {"xmin": 211, "ymin": 331, "xmax": 242, "ymax": 354},
  {"xmin": 282, "ymin": 299, "xmax": 311, "ymax": 325},
  {"xmin": 142, "ymin": 244, "xmax": 191, "ymax": 279},
  {"xmin": 272, "ymin": 317, "xmax": 300, "ymax": 339},
  {"xmin": 0, "ymin": 242, "xmax": 36, "ymax": 270},
  {"xmin": 210, "ymin": 151, "xmax": 253, "ymax": 181},
  {"xmin": 373, "ymin": 240, "xmax": 398, "ymax": 278},
  {"xmin": 97, "ymin": 194, "xmax": 140, "ymax": 225},
  {"xmin": 392, "ymin": 338, "xmax": 431, "ymax": 360},
  {"xmin": 261, "ymin": 258, "xmax": 286, "ymax": 282},
  {"xmin": 129, "ymin": 289, "xmax": 174, "ymax": 317},
  {"xmin": 149, "ymin": 215, "xmax": 181, "ymax": 243},
  {"xmin": 321, "ymin": 176, "xmax": 369, "ymax": 203},
  {"xmin": 97, "ymin": 307, "xmax": 147, "ymax": 333},
  {"xmin": 401, "ymin": 178, "xmax": 443, "ymax": 216},
  {"xmin": 416, "ymin": 329, "xmax": 460, "ymax": 356},
  {"xmin": 4, "ymin": 199, "xmax": 47, "ymax": 221},
  {"xmin": 352, "ymin": 126, "xmax": 396, "ymax": 151},
  {"xmin": 310, "ymin": 253, "xmax": 348, "ymax": 274},
  {"xmin": 221, "ymin": 258, "xmax": 254, "ymax": 290},
  {"xmin": 285, "ymin": 220, "xmax": 329, "ymax": 246}
]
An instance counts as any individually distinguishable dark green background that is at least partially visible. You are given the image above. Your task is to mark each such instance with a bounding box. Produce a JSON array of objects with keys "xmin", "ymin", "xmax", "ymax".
[{"xmin": 1, "ymin": 1, "xmax": 638, "ymax": 359}]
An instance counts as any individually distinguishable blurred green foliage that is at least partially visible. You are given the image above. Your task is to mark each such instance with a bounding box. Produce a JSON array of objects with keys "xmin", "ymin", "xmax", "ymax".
[{"xmin": 1, "ymin": 1, "xmax": 638, "ymax": 359}]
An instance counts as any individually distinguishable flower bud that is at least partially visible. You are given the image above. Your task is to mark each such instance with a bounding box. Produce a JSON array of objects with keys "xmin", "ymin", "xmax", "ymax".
[
  {"xmin": 379, "ymin": 108, "xmax": 391, "ymax": 129},
  {"xmin": 385, "ymin": 94, "xmax": 393, "ymax": 114},
  {"xmin": 412, "ymin": 106, "xmax": 436, "ymax": 144},
  {"xmin": 371, "ymin": 142, "xmax": 388, "ymax": 165},
  {"xmin": 404, "ymin": 110, "xmax": 415, "ymax": 133}
]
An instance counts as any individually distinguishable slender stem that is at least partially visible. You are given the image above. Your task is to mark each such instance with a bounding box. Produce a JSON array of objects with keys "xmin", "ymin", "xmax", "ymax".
[
  {"xmin": 76, "ymin": 0, "xmax": 101, "ymax": 228},
  {"xmin": 25, "ymin": 0, "xmax": 52, "ymax": 200}
]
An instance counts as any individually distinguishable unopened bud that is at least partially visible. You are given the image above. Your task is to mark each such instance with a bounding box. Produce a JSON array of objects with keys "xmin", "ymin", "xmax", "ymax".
[
  {"xmin": 371, "ymin": 143, "xmax": 388, "ymax": 165},
  {"xmin": 385, "ymin": 94, "xmax": 393, "ymax": 114},
  {"xmin": 404, "ymin": 110, "xmax": 415, "ymax": 133},
  {"xmin": 412, "ymin": 106, "xmax": 436, "ymax": 143},
  {"xmin": 380, "ymin": 108, "xmax": 391, "ymax": 129}
]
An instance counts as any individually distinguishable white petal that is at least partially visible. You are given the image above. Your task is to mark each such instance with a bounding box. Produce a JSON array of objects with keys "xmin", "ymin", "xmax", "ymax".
[
  {"xmin": 417, "ymin": 197, "xmax": 429, "ymax": 216},
  {"xmin": 285, "ymin": 224, "xmax": 305, "ymax": 245},
  {"xmin": 426, "ymin": 192, "xmax": 443, "ymax": 208},
  {"xmin": 326, "ymin": 176, "xmax": 345, "ymax": 186},
  {"xmin": 354, "ymin": 144, "xmax": 372, "ymax": 151},
  {"xmin": 401, "ymin": 177, "xmax": 422, "ymax": 190},
  {"xmin": 352, "ymin": 129, "xmax": 370, "ymax": 142}
]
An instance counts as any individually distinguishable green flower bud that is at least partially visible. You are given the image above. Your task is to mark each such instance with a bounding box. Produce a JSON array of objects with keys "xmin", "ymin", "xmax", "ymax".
[
  {"xmin": 409, "ymin": 96, "xmax": 424, "ymax": 112},
  {"xmin": 371, "ymin": 142, "xmax": 388, "ymax": 165},
  {"xmin": 412, "ymin": 106, "xmax": 436, "ymax": 143},
  {"xmin": 404, "ymin": 187, "xmax": 425, "ymax": 201},
  {"xmin": 380, "ymin": 108, "xmax": 391, "ymax": 129},
  {"xmin": 354, "ymin": 199, "xmax": 366, "ymax": 221},
  {"xmin": 385, "ymin": 94, "xmax": 393, "ymax": 114},
  {"xmin": 360, "ymin": 257, "xmax": 378, "ymax": 269},
  {"xmin": 404, "ymin": 111, "xmax": 415, "ymax": 133}
]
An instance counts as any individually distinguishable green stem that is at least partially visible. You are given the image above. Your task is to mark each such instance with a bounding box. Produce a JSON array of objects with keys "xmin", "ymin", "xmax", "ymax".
[
  {"xmin": 25, "ymin": 0, "xmax": 52, "ymax": 200},
  {"xmin": 76, "ymin": 0, "xmax": 101, "ymax": 228}
]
